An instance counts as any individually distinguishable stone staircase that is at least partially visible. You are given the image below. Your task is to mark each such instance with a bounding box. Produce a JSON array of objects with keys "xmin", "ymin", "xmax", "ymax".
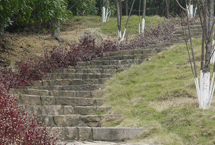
[{"xmin": 11, "ymin": 21, "xmax": 202, "ymax": 143}]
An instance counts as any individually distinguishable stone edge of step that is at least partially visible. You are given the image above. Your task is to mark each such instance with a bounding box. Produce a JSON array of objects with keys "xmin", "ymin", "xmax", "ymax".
[{"xmin": 48, "ymin": 127, "xmax": 145, "ymax": 142}]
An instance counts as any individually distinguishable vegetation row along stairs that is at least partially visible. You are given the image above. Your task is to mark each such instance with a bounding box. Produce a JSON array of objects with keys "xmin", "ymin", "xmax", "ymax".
[{"xmin": 11, "ymin": 21, "xmax": 202, "ymax": 142}]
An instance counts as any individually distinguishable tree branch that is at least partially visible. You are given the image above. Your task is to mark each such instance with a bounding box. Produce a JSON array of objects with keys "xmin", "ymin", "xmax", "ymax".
[{"xmin": 175, "ymin": 0, "xmax": 186, "ymax": 11}]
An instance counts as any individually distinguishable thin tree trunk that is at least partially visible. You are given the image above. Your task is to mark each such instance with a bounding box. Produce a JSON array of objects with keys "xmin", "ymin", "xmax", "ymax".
[
  {"xmin": 125, "ymin": 0, "xmax": 128, "ymax": 16},
  {"xmin": 116, "ymin": 0, "xmax": 122, "ymax": 39},
  {"xmin": 51, "ymin": 18, "xmax": 61, "ymax": 40},
  {"xmin": 138, "ymin": 0, "xmax": 141, "ymax": 34},
  {"xmin": 165, "ymin": 0, "xmax": 170, "ymax": 18},
  {"xmin": 102, "ymin": 0, "xmax": 106, "ymax": 22},
  {"xmin": 141, "ymin": 0, "xmax": 146, "ymax": 34},
  {"xmin": 120, "ymin": 0, "xmax": 136, "ymax": 43},
  {"xmin": 0, "ymin": 25, "xmax": 4, "ymax": 36}
]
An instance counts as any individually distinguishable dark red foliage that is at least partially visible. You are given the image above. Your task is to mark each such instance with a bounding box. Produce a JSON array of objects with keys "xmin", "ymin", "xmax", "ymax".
[
  {"xmin": 0, "ymin": 85, "xmax": 57, "ymax": 144},
  {"xmin": 131, "ymin": 20, "xmax": 176, "ymax": 48},
  {"xmin": 102, "ymin": 20, "xmax": 175, "ymax": 52}
]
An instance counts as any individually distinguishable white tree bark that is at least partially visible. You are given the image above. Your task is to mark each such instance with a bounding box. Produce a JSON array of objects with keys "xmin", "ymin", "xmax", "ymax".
[
  {"xmin": 187, "ymin": 4, "xmax": 194, "ymax": 18},
  {"xmin": 102, "ymin": 7, "xmax": 106, "ymax": 22},
  {"xmin": 118, "ymin": 30, "xmax": 122, "ymax": 38},
  {"xmin": 141, "ymin": 18, "xmax": 145, "ymax": 34},
  {"xmin": 194, "ymin": 6, "xmax": 197, "ymax": 17},
  {"xmin": 196, "ymin": 71, "xmax": 214, "ymax": 109},
  {"xmin": 120, "ymin": 28, "xmax": 126, "ymax": 43}
]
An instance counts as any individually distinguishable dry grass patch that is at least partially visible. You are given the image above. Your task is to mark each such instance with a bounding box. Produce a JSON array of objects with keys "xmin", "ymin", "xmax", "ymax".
[{"xmin": 149, "ymin": 97, "xmax": 198, "ymax": 112}]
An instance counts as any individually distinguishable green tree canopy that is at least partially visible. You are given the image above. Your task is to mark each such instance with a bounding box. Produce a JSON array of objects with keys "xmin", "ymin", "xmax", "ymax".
[
  {"xmin": 0, "ymin": 0, "xmax": 70, "ymax": 35},
  {"xmin": 67, "ymin": 0, "xmax": 97, "ymax": 15}
]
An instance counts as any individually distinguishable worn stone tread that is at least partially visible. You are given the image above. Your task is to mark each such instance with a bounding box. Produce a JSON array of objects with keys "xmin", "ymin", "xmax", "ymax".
[
  {"xmin": 28, "ymin": 84, "xmax": 104, "ymax": 91},
  {"xmin": 50, "ymin": 127, "xmax": 144, "ymax": 142},
  {"xmin": 18, "ymin": 95, "xmax": 105, "ymax": 106},
  {"xmin": 13, "ymin": 89, "xmax": 105, "ymax": 98},
  {"xmin": 22, "ymin": 105, "xmax": 111, "ymax": 115},
  {"xmin": 40, "ymin": 114, "xmax": 122, "ymax": 127},
  {"xmin": 33, "ymin": 78, "xmax": 107, "ymax": 86},
  {"xmin": 46, "ymin": 73, "xmax": 113, "ymax": 80},
  {"xmin": 52, "ymin": 68, "xmax": 117, "ymax": 74}
]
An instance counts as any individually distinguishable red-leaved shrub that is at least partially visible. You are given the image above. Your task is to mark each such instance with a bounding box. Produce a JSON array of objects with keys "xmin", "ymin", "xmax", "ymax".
[{"xmin": 0, "ymin": 84, "xmax": 57, "ymax": 144}]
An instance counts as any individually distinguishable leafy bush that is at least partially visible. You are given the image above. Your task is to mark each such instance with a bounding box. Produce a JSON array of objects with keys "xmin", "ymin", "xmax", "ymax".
[{"xmin": 0, "ymin": 0, "xmax": 70, "ymax": 35}]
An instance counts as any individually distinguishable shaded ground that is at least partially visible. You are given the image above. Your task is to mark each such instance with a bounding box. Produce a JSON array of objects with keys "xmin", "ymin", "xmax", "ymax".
[{"xmin": 0, "ymin": 27, "xmax": 116, "ymax": 66}]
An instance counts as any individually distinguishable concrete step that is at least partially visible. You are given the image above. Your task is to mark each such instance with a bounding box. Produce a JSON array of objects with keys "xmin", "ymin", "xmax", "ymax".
[
  {"xmin": 74, "ymin": 64, "xmax": 132, "ymax": 71},
  {"xmin": 12, "ymin": 89, "xmax": 105, "ymax": 98},
  {"xmin": 51, "ymin": 127, "xmax": 144, "ymax": 141},
  {"xmin": 76, "ymin": 59, "xmax": 143, "ymax": 67},
  {"xmin": 52, "ymin": 68, "xmax": 117, "ymax": 74},
  {"xmin": 28, "ymin": 84, "xmax": 104, "ymax": 91},
  {"xmin": 40, "ymin": 114, "xmax": 121, "ymax": 127},
  {"xmin": 74, "ymin": 106, "xmax": 111, "ymax": 115},
  {"xmin": 101, "ymin": 49, "xmax": 155, "ymax": 58},
  {"xmin": 18, "ymin": 95, "xmax": 105, "ymax": 106},
  {"xmin": 93, "ymin": 54, "xmax": 145, "ymax": 61},
  {"xmin": 23, "ymin": 105, "xmax": 111, "ymax": 115},
  {"xmin": 32, "ymin": 78, "xmax": 107, "ymax": 87},
  {"xmin": 46, "ymin": 73, "xmax": 113, "ymax": 80}
]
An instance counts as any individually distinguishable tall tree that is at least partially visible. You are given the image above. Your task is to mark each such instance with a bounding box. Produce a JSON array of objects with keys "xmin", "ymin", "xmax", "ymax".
[{"xmin": 165, "ymin": 0, "xmax": 170, "ymax": 18}]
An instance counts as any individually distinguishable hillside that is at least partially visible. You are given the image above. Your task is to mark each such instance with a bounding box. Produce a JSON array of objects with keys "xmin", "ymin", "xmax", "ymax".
[
  {"xmin": 101, "ymin": 38, "xmax": 215, "ymax": 145},
  {"xmin": 0, "ymin": 16, "xmax": 164, "ymax": 67}
]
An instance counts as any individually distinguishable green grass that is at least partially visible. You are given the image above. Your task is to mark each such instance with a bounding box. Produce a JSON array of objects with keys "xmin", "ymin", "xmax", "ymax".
[
  {"xmin": 68, "ymin": 15, "xmax": 165, "ymax": 36},
  {"xmin": 100, "ymin": 38, "xmax": 215, "ymax": 145}
]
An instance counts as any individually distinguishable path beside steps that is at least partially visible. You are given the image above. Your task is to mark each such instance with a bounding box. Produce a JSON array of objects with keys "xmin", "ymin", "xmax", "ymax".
[{"xmin": 10, "ymin": 22, "xmax": 202, "ymax": 143}]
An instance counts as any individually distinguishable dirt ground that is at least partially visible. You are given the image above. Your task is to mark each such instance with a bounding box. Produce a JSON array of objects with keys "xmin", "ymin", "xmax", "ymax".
[{"xmin": 0, "ymin": 23, "xmax": 118, "ymax": 66}]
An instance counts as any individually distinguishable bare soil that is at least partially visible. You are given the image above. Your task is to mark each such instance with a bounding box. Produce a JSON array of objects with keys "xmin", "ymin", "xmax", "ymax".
[{"xmin": 0, "ymin": 22, "xmax": 117, "ymax": 66}]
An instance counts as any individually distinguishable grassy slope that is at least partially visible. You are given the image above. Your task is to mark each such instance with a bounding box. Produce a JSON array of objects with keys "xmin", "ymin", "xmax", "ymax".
[
  {"xmin": 101, "ymin": 38, "xmax": 215, "ymax": 145},
  {"xmin": 69, "ymin": 15, "xmax": 164, "ymax": 36}
]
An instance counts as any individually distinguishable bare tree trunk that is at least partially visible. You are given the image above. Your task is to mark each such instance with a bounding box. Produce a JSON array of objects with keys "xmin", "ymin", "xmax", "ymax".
[
  {"xmin": 141, "ymin": 0, "xmax": 146, "ymax": 34},
  {"xmin": 0, "ymin": 25, "xmax": 4, "ymax": 36},
  {"xmin": 165, "ymin": 0, "xmax": 170, "ymax": 18},
  {"xmin": 116, "ymin": 0, "xmax": 122, "ymax": 39},
  {"xmin": 125, "ymin": 0, "xmax": 128, "ymax": 16},
  {"xmin": 51, "ymin": 18, "xmax": 61, "ymax": 40},
  {"xmin": 102, "ymin": 0, "xmax": 106, "ymax": 22},
  {"xmin": 120, "ymin": 0, "xmax": 136, "ymax": 43}
]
